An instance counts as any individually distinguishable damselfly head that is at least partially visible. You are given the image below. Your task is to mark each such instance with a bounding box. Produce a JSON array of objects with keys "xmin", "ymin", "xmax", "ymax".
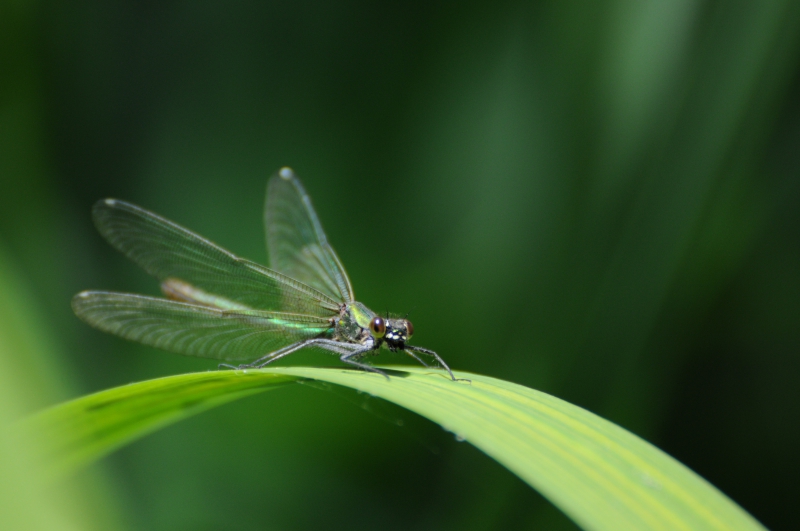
[{"xmin": 383, "ymin": 318, "xmax": 414, "ymax": 348}]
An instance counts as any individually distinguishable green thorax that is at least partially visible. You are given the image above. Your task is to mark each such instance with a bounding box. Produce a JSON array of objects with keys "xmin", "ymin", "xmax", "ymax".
[{"xmin": 337, "ymin": 301, "xmax": 375, "ymax": 343}]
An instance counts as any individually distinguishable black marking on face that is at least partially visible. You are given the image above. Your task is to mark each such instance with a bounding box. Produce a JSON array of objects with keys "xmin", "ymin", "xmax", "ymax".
[
  {"xmin": 383, "ymin": 321, "xmax": 410, "ymax": 351},
  {"xmin": 385, "ymin": 329, "xmax": 404, "ymax": 342}
]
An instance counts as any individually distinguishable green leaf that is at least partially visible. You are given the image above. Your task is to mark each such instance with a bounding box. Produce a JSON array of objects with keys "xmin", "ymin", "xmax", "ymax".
[{"xmin": 24, "ymin": 367, "xmax": 764, "ymax": 531}]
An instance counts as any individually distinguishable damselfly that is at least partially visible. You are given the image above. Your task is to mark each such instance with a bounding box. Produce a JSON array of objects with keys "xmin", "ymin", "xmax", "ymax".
[{"xmin": 73, "ymin": 167, "xmax": 461, "ymax": 380}]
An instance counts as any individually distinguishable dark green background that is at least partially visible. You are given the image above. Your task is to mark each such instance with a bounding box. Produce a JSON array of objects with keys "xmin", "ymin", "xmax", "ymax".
[{"xmin": 2, "ymin": 1, "xmax": 799, "ymax": 530}]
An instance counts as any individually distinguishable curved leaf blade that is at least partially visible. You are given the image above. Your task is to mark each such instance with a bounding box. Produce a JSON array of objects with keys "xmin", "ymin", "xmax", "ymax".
[
  {"xmin": 25, "ymin": 371, "xmax": 298, "ymax": 479},
  {"xmin": 24, "ymin": 367, "xmax": 764, "ymax": 531}
]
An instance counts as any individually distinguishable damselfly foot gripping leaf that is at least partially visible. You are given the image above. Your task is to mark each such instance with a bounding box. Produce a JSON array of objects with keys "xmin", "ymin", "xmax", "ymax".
[{"xmin": 73, "ymin": 167, "xmax": 463, "ymax": 381}]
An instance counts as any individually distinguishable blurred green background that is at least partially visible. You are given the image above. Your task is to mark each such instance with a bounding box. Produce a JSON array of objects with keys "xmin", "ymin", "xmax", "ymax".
[{"xmin": 2, "ymin": 1, "xmax": 799, "ymax": 530}]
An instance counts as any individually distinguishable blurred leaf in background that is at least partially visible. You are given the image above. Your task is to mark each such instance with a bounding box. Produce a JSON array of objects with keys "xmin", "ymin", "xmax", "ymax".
[
  {"xmin": 1, "ymin": 0, "xmax": 799, "ymax": 530},
  {"xmin": 1, "ymin": 2, "xmax": 125, "ymax": 530}
]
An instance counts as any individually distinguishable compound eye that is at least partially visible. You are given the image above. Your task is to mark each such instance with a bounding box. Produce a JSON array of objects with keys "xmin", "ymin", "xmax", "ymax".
[
  {"xmin": 404, "ymin": 319, "xmax": 414, "ymax": 339},
  {"xmin": 369, "ymin": 316, "xmax": 386, "ymax": 338}
]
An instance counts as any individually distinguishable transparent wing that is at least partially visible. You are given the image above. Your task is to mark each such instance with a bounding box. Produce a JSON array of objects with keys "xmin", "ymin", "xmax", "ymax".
[
  {"xmin": 73, "ymin": 291, "xmax": 331, "ymax": 362},
  {"xmin": 265, "ymin": 168, "xmax": 354, "ymax": 304},
  {"xmin": 92, "ymin": 198, "xmax": 341, "ymax": 317}
]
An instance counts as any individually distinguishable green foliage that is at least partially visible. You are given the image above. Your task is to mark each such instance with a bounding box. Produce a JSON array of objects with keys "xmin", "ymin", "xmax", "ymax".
[
  {"xmin": 3, "ymin": 1, "xmax": 800, "ymax": 529},
  {"xmin": 26, "ymin": 367, "xmax": 764, "ymax": 531},
  {"xmin": 0, "ymin": 244, "xmax": 124, "ymax": 531}
]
